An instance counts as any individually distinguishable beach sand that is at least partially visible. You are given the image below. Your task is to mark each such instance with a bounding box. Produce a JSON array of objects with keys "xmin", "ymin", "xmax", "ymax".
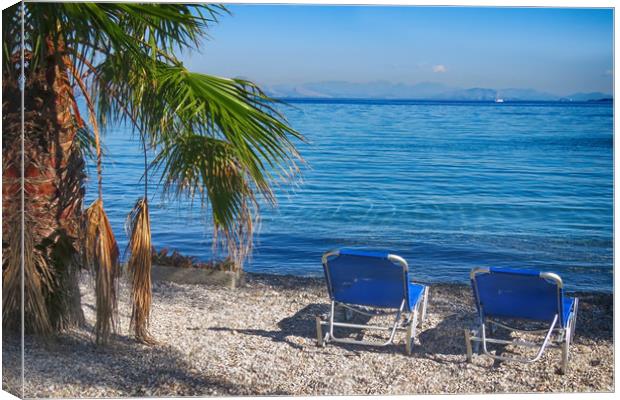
[{"xmin": 2, "ymin": 272, "xmax": 613, "ymax": 397}]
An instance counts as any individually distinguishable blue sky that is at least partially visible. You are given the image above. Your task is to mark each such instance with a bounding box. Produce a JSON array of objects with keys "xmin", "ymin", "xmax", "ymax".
[{"xmin": 182, "ymin": 6, "xmax": 613, "ymax": 96}]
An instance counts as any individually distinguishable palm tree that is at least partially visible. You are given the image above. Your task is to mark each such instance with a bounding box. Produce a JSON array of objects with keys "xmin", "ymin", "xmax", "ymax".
[{"xmin": 2, "ymin": 3, "xmax": 303, "ymax": 344}]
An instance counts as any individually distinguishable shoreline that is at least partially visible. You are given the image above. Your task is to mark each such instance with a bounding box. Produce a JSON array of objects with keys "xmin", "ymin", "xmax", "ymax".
[
  {"xmin": 242, "ymin": 271, "xmax": 615, "ymax": 296},
  {"xmin": 2, "ymin": 271, "xmax": 613, "ymax": 397}
]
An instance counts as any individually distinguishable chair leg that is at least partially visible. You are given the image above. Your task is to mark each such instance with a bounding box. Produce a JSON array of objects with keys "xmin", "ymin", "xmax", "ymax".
[
  {"xmin": 421, "ymin": 286, "xmax": 429, "ymax": 323},
  {"xmin": 561, "ymin": 327, "xmax": 570, "ymax": 374},
  {"xmin": 480, "ymin": 315, "xmax": 558, "ymax": 364},
  {"xmin": 406, "ymin": 319, "xmax": 413, "ymax": 355},
  {"xmin": 405, "ymin": 309, "xmax": 418, "ymax": 355},
  {"xmin": 315, "ymin": 315, "xmax": 325, "ymax": 347},
  {"xmin": 464, "ymin": 328, "xmax": 473, "ymax": 362},
  {"xmin": 570, "ymin": 298, "xmax": 579, "ymax": 344}
]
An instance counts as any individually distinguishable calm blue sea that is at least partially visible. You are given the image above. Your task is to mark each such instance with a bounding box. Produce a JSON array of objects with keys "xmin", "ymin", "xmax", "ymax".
[{"xmin": 86, "ymin": 100, "xmax": 613, "ymax": 292}]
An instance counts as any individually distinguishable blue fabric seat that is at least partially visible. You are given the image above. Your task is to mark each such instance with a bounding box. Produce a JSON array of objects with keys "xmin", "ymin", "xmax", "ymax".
[
  {"xmin": 408, "ymin": 283, "xmax": 426, "ymax": 312},
  {"xmin": 563, "ymin": 297, "xmax": 577, "ymax": 328},
  {"xmin": 334, "ymin": 280, "xmax": 426, "ymax": 312},
  {"xmin": 317, "ymin": 248, "xmax": 429, "ymax": 354}
]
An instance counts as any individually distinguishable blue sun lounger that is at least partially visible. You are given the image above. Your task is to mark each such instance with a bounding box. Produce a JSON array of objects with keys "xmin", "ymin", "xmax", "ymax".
[
  {"xmin": 316, "ymin": 248, "xmax": 429, "ymax": 354},
  {"xmin": 465, "ymin": 267, "xmax": 579, "ymax": 374}
]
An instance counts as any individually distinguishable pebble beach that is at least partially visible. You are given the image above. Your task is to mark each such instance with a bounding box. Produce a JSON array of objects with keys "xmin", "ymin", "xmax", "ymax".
[{"xmin": 2, "ymin": 272, "xmax": 614, "ymax": 397}]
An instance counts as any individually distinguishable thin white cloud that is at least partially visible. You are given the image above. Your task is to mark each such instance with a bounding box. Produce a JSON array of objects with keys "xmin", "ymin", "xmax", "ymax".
[{"xmin": 433, "ymin": 64, "xmax": 447, "ymax": 73}]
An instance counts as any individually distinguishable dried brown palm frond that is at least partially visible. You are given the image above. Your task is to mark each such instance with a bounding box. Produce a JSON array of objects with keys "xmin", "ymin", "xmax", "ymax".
[
  {"xmin": 2, "ymin": 208, "xmax": 54, "ymax": 334},
  {"xmin": 84, "ymin": 199, "xmax": 120, "ymax": 345},
  {"xmin": 125, "ymin": 197, "xmax": 156, "ymax": 344}
]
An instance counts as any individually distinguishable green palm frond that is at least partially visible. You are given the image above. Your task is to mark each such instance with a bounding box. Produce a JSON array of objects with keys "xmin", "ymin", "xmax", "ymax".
[
  {"xmin": 153, "ymin": 134, "xmax": 258, "ymax": 268},
  {"xmin": 82, "ymin": 12, "xmax": 305, "ymax": 267},
  {"xmin": 153, "ymin": 134, "xmax": 255, "ymax": 227}
]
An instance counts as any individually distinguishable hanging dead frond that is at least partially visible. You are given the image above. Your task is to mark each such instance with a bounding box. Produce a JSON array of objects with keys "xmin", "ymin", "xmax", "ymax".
[
  {"xmin": 84, "ymin": 199, "xmax": 120, "ymax": 345},
  {"xmin": 125, "ymin": 197, "xmax": 155, "ymax": 344}
]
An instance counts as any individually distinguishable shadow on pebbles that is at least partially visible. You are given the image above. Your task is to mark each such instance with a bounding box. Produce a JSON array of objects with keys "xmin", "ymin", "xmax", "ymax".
[{"xmin": 2, "ymin": 273, "xmax": 613, "ymax": 397}]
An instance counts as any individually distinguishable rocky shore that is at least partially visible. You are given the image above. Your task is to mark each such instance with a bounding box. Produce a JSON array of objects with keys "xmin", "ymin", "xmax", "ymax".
[{"xmin": 2, "ymin": 272, "xmax": 614, "ymax": 397}]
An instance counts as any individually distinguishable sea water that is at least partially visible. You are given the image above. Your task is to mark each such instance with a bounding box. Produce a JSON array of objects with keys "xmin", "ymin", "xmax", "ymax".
[{"xmin": 87, "ymin": 100, "xmax": 613, "ymax": 292}]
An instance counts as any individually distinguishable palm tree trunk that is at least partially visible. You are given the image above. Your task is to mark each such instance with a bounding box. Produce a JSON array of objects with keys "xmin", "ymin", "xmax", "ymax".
[{"xmin": 2, "ymin": 34, "xmax": 86, "ymax": 332}]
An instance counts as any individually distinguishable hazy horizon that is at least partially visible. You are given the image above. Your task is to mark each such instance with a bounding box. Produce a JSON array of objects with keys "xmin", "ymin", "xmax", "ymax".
[
  {"xmin": 182, "ymin": 5, "xmax": 613, "ymax": 97},
  {"xmin": 260, "ymin": 79, "xmax": 613, "ymax": 100}
]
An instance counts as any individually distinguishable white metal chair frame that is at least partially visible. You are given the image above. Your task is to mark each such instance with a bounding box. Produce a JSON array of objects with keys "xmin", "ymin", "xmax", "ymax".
[
  {"xmin": 316, "ymin": 250, "xmax": 429, "ymax": 355},
  {"xmin": 464, "ymin": 267, "xmax": 579, "ymax": 374}
]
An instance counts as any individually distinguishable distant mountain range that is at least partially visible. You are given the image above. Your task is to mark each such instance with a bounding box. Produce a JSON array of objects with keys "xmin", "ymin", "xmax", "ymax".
[{"xmin": 264, "ymin": 81, "xmax": 612, "ymax": 102}]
